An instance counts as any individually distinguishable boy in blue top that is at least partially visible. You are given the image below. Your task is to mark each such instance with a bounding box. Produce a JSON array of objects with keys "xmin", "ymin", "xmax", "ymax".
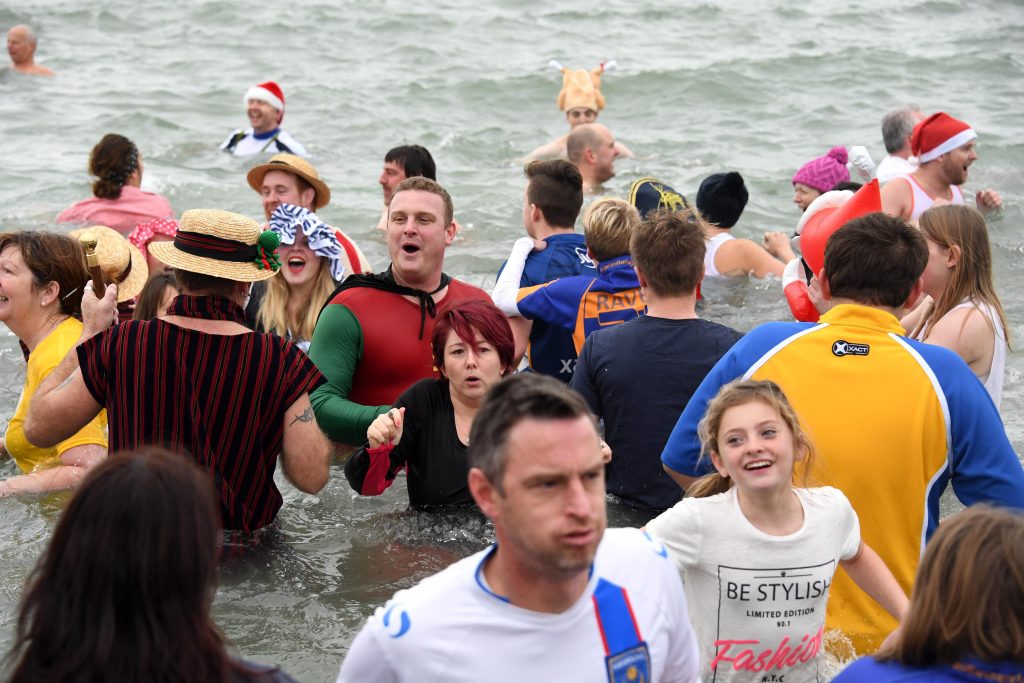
[
  {"xmin": 495, "ymin": 160, "xmax": 594, "ymax": 382},
  {"xmin": 492, "ymin": 197, "xmax": 645, "ymax": 363}
]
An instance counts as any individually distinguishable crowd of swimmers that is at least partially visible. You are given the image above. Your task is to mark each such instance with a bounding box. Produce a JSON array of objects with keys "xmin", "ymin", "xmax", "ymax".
[{"xmin": 3, "ymin": 30, "xmax": 1024, "ymax": 682}]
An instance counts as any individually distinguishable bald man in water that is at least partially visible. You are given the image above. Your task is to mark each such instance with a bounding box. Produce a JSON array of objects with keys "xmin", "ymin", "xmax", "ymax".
[
  {"xmin": 567, "ymin": 123, "xmax": 619, "ymax": 193},
  {"xmin": 7, "ymin": 25, "xmax": 54, "ymax": 76}
]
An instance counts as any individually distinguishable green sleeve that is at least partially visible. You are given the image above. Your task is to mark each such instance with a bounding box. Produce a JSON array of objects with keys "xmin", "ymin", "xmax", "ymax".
[{"xmin": 308, "ymin": 303, "xmax": 390, "ymax": 445}]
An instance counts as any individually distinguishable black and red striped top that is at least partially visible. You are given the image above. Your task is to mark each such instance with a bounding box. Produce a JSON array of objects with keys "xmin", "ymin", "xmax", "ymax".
[{"xmin": 78, "ymin": 295, "xmax": 325, "ymax": 532}]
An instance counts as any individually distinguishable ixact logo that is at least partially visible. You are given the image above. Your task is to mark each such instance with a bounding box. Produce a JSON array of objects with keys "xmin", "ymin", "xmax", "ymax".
[{"xmin": 831, "ymin": 340, "xmax": 869, "ymax": 357}]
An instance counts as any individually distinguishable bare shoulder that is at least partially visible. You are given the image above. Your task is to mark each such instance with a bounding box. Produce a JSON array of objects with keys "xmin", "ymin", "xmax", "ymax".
[
  {"xmin": 880, "ymin": 177, "xmax": 911, "ymax": 215},
  {"xmin": 523, "ymin": 137, "xmax": 568, "ymax": 162},
  {"xmin": 716, "ymin": 238, "xmax": 778, "ymax": 277},
  {"xmin": 926, "ymin": 305, "xmax": 994, "ymax": 362}
]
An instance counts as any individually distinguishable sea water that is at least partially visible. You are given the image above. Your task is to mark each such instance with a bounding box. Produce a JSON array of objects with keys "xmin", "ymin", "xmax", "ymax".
[{"xmin": 1, "ymin": 0, "xmax": 1022, "ymax": 680}]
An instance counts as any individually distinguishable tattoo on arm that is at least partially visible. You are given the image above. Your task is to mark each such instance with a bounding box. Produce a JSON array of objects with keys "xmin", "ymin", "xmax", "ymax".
[{"xmin": 289, "ymin": 407, "xmax": 314, "ymax": 427}]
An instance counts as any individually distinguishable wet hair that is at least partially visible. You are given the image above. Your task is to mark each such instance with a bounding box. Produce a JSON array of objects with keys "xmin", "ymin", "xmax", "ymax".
[
  {"xmin": 583, "ymin": 196, "xmax": 640, "ymax": 262},
  {"xmin": 919, "ymin": 205, "xmax": 1010, "ymax": 349},
  {"xmin": 566, "ymin": 124, "xmax": 605, "ymax": 165},
  {"xmin": 468, "ymin": 373, "xmax": 595, "ymax": 494},
  {"xmin": 687, "ymin": 379, "xmax": 815, "ymax": 499},
  {"xmin": 882, "ymin": 105, "xmax": 923, "ymax": 154},
  {"xmin": 831, "ymin": 181, "xmax": 863, "ymax": 192},
  {"xmin": 384, "ymin": 145, "xmax": 437, "ymax": 181},
  {"xmin": 173, "ymin": 269, "xmax": 239, "ymax": 299},
  {"xmin": 257, "ymin": 256, "xmax": 334, "ymax": 342},
  {"xmin": 524, "ymin": 159, "xmax": 584, "ymax": 229},
  {"xmin": 0, "ymin": 231, "xmax": 88, "ymax": 318},
  {"xmin": 392, "ymin": 176, "xmax": 454, "ymax": 226},
  {"xmin": 431, "ymin": 299, "xmax": 515, "ymax": 378},
  {"xmin": 89, "ymin": 134, "xmax": 139, "ymax": 200},
  {"xmin": 878, "ymin": 505, "xmax": 1024, "ymax": 666},
  {"xmin": 4, "ymin": 448, "xmax": 275, "ymax": 682},
  {"xmin": 133, "ymin": 272, "xmax": 178, "ymax": 321},
  {"xmin": 630, "ymin": 208, "xmax": 706, "ymax": 297},
  {"xmin": 824, "ymin": 213, "xmax": 927, "ymax": 308}
]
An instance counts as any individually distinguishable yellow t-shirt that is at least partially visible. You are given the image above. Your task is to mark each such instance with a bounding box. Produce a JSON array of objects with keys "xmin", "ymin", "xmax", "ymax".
[{"xmin": 5, "ymin": 317, "xmax": 107, "ymax": 473}]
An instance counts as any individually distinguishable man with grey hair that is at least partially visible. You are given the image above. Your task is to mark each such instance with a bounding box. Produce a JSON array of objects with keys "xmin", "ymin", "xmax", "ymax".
[
  {"xmin": 876, "ymin": 105, "xmax": 925, "ymax": 183},
  {"xmin": 567, "ymin": 122, "xmax": 619, "ymax": 192},
  {"xmin": 6, "ymin": 25, "xmax": 54, "ymax": 76},
  {"xmin": 336, "ymin": 372, "xmax": 699, "ymax": 683}
]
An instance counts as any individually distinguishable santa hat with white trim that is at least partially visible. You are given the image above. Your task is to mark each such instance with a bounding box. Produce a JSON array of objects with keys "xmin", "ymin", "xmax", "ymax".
[
  {"xmin": 912, "ymin": 112, "xmax": 976, "ymax": 163},
  {"xmin": 244, "ymin": 81, "xmax": 286, "ymax": 123}
]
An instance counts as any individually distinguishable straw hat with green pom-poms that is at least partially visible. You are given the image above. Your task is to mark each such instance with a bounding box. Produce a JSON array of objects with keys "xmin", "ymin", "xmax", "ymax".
[
  {"xmin": 254, "ymin": 230, "xmax": 281, "ymax": 272},
  {"xmin": 149, "ymin": 209, "xmax": 281, "ymax": 282}
]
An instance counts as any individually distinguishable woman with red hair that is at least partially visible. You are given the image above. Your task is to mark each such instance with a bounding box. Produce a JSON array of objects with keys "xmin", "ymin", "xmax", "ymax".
[{"xmin": 343, "ymin": 299, "xmax": 514, "ymax": 509}]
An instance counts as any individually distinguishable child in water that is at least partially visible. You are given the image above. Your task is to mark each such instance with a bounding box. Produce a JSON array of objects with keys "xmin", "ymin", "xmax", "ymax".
[{"xmin": 646, "ymin": 379, "xmax": 908, "ymax": 683}]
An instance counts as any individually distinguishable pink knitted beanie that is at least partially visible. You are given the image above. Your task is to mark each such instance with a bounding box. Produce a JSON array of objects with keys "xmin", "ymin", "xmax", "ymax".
[{"xmin": 792, "ymin": 146, "xmax": 850, "ymax": 193}]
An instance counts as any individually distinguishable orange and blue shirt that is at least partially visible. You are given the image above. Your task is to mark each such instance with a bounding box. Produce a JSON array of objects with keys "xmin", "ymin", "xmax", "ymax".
[
  {"xmin": 661, "ymin": 304, "xmax": 1024, "ymax": 653},
  {"xmin": 495, "ymin": 254, "xmax": 646, "ymax": 355}
]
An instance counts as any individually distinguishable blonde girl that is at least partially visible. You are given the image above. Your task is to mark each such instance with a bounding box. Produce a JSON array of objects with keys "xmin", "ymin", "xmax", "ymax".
[
  {"xmin": 247, "ymin": 204, "xmax": 348, "ymax": 352},
  {"xmin": 903, "ymin": 205, "xmax": 1009, "ymax": 407},
  {"xmin": 646, "ymin": 379, "xmax": 908, "ymax": 683}
]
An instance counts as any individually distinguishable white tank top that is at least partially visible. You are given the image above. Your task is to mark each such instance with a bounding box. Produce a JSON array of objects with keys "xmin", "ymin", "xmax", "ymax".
[
  {"xmin": 916, "ymin": 299, "xmax": 1007, "ymax": 408},
  {"xmin": 704, "ymin": 232, "xmax": 735, "ymax": 279},
  {"xmin": 957, "ymin": 300, "xmax": 1007, "ymax": 408},
  {"xmin": 897, "ymin": 174, "xmax": 965, "ymax": 221}
]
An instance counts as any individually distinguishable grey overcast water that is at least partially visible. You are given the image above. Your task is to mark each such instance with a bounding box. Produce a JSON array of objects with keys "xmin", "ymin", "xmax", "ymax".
[{"xmin": 1, "ymin": 0, "xmax": 1023, "ymax": 680}]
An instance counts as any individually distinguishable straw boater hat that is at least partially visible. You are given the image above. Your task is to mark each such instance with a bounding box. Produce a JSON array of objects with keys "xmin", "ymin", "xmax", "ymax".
[
  {"xmin": 149, "ymin": 209, "xmax": 281, "ymax": 282},
  {"xmin": 68, "ymin": 225, "xmax": 148, "ymax": 303},
  {"xmin": 246, "ymin": 154, "xmax": 331, "ymax": 210}
]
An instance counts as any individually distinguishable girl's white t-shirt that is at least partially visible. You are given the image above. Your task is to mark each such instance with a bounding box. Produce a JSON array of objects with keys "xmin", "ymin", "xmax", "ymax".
[{"xmin": 646, "ymin": 486, "xmax": 860, "ymax": 683}]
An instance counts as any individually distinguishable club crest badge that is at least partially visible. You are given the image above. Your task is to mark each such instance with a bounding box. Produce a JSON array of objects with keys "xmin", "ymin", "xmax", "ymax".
[{"xmin": 606, "ymin": 643, "xmax": 651, "ymax": 683}]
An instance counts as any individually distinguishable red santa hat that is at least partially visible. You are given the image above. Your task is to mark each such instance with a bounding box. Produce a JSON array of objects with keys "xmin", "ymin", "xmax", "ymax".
[
  {"xmin": 912, "ymin": 112, "xmax": 976, "ymax": 164},
  {"xmin": 244, "ymin": 81, "xmax": 285, "ymax": 122}
]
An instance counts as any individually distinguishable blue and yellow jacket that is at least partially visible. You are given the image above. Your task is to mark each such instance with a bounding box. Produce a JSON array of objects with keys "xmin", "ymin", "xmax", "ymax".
[
  {"xmin": 508, "ymin": 255, "xmax": 646, "ymax": 353},
  {"xmin": 661, "ymin": 304, "xmax": 1024, "ymax": 653}
]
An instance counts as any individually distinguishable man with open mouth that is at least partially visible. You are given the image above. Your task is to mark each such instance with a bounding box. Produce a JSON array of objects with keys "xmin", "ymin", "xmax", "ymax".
[
  {"xmin": 308, "ymin": 177, "xmax": 490, "ymax": 448},
  {"xmin": 881, "ymin": 111, "xmax": 1002, "ymax": 222}
]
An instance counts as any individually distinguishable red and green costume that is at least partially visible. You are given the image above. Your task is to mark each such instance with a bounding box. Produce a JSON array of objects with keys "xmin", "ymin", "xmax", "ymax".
[{"xmin": 308, "ymin": 269, "xmax": 489, "ymax": 446}]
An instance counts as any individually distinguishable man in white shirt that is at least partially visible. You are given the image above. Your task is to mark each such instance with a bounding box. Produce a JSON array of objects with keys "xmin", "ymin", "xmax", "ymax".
[
  {"xmin": 337, "ymin": 373, "xmax": 700, "ymax": 683},
  {"xmin": 221, "ymin": 81, "xmax": 308, "ymax": 157},
  {"xmin": 875, "ymin": 105, "xmax": 925, "ymax": 183}
]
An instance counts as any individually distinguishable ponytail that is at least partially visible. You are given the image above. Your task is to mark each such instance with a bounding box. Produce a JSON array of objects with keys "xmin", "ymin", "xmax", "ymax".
[
  {"xmin": 686, "ymin": 471, "xmax": 732, "ymax": 499},
  {"xmin": 88, "ymin": 134, "xmax": 139, "ymax": 200}
]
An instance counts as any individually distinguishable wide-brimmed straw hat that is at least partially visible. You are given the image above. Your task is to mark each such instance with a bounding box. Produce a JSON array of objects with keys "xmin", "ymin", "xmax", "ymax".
[
  {"xmin": 149, "ymin": 209, "xmax": 281, "ymax": 282},
  {"xmin": 69, "ymin": 225, "xmax": 149, "ymax": 303},
  {"xmin": 246, "ymin": 154, "xmax": 331, "ymax": 210}
]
